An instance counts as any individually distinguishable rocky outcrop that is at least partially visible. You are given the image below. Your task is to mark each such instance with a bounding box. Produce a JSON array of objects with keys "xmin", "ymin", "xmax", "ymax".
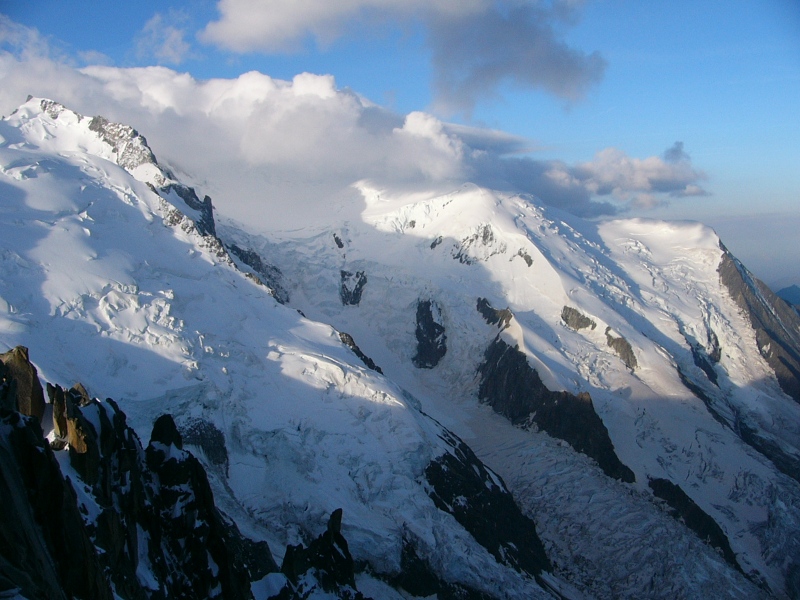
[
  {"xmin": 477, "ymin": 298, "xmax": 513, "ymax": 329},
  {"xmin": 0, "ymin": 410, "xmax": 113, "ymax": 600},
  {"xmin": 145, "ymin": 414, "xmax": 261, "ymax": 599},
  {"xmin": 387, "ymin": 541, "xmax": 494, "ymax": 600},
  {"xmin": 161, "ymin": 183, "xmax": 217, "ymax": 238},
  {"xmin": 0, "ymin": 347, "xmax": 275, "ymax": 599},
  {"xmin": 228, "ymin": 244, "xmax": 290, "ymax": 304},
  {"xmin": 719, "ymin": 246, "xmax": 800, "ymax": 403},
  {"xmin": 649, "ymin": 478, "xmax": 741, "ymax": 571},
  {"xmin": 425, "ymin": 427, "xmax": 551, "ymax": 579},
  {"xmin": 47, "ymin": 385, "xmax": 266, "ymax": 599},
  {"xmin": 605, "ymin": 327, "xmax": 638, "ymax": 371},
  {"xmin": 0, "ymin": 346, "xmax": 45, "ymax": 421},
  {"xmin": 689, "ymin": 340, "xmax": 719, "ymax": 386},
  {"xmin": 278, "ymin": 509, "xmax": 366, "ymax": 599},
  {"xmin": 88, "ymin": 114, "xmax": 159, "ymax": 172},
  {"xmin": 453, "ymin": 224, "xmax": 507, "ymax": 265},
  {"xmin": 478, "ymin": 336, "xmax": 635, "ymax": 482},
  {"xmin": 157, "ymin": 196, "xmax": 232, "ymax": 264},
  {"xmin": 339, "ymin": 332, "xmax": 383, "ymax": 374},
  {"xmin": 412, "ymin": 300, "xmax": 447, "ymax": 368},
  {"xmin": 516, "ymin": 249, "xmax": 533, "ymax": 267},
  {"xmin": 340, "ymin": 270, "xmax": 367, "ymax": 306},
  {"xmin": 561, "ymin": 306, "xmax": 596, "ymax": 331}
]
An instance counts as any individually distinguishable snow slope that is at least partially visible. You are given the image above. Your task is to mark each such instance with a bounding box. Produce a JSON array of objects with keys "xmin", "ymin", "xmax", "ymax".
[
  {"xmin": 226, "ymin": 181, "xmax": 800, "ymax": 597},
  {"xmin": 1, "ymin": 98, "xmax": 798, "ymax": 598},
  {"xmin": 0, "ymin": 99, "xmax": 555, "ymax": 598}
]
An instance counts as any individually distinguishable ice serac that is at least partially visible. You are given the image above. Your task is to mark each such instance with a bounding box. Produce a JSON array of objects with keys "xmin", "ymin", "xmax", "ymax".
[{"xmin": 718, "ymin": 245, "xmax": 800, "ymax": 403}]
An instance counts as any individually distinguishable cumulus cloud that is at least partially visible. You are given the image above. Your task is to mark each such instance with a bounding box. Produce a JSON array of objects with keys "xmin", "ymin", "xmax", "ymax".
[
  {"xmin": 574, "ymin": 144, "xmax": 708, "ymax": 201},
  {"xmin": 135, "ymin": 12, "xmax": 192, "ymax": 66},
  {"xmin": 199, "ymin": 0, "xmax": 604, "ymax": 111},
  {"xmin": 466, "ymin": 142, "xmax": 707, "ymax": 217},
  {"xmin": 199, "ymin": 0, "xmax": 485, "ymax": 52},
  {"xmin": 0, "ymin": 18, "xmax": 707, "ymax": 226}
]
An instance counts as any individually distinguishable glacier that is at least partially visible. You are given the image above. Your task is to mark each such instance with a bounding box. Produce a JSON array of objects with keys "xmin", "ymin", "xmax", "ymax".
[{"xmin": 1, "ymin": 97, "xmax": 799, "ymax": 599}]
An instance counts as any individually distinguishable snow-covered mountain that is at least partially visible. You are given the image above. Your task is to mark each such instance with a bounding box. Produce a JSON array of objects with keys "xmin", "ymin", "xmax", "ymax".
[{"xmin": 1, "ymin": 98, "xmax": 799, "ymax": 599}]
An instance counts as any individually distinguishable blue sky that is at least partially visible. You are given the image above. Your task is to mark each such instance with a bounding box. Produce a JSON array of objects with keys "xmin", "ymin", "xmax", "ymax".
[{"xmin": 1, "ymin": 0, "xmax": 799, "ymax": 286}]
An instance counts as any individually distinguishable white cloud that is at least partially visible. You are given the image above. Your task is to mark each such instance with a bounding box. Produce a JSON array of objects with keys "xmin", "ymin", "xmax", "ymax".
[
  {"xmin": 199, "ymin": 0, "xmax": 604, "ymax": 112},
  {"xmin": 575, "ymin": 145, "xmax": 708, "ymax": 200},
  {"xmin": 135, "ymin": 12, "xmax": 192, "ymax": 66},
  {"xmin": 199, "ymin": 0, "xmax": 486, "ymax": 53},
  {"xmin": 0, "ymin": 18, "xmax": 706, "ymax": 227}
]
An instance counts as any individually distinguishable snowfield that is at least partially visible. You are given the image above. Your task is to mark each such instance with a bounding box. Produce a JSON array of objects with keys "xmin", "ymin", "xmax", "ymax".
[{"xmin": 1, "ymin": 98, "xmax": 799, "ymax": 598}]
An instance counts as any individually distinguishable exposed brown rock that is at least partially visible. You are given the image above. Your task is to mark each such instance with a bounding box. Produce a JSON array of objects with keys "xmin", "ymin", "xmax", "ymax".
[
  {"xmin": 561, "ymin": 306, "xmax": 597, "ymax": 331},
  {"xmin": 605, "ymin": 327, "xmax": 638, "ymax": 370},
  {"xmin": 0, "ymin": 346, "xmax": 46, "ymax": 421}
]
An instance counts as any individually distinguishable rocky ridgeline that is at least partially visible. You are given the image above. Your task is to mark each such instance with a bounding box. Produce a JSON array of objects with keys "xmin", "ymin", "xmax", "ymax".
[{"xmin": 0, "ymin": 347, "xmax": 370, "ymax": 600}]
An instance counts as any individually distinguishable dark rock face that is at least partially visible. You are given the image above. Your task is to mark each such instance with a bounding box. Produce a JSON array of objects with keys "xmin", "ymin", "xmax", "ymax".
[
  {"xmin": 478, "ymin": 336, "xmax": 635, "ymax": 482},
  {"xmin": 561, "ymin": 306, "xmax": 596, "ymax": 331},
  {"xmin": 718, "ymin": 247, "xmax": 800, "ymax": 403},
  {"xmin": 387, "ymin": 542, "xmax": 494, "ymax": 600},
  {"xmin": 649, "ymin": 478, "xmax": 741, "ymax": 571},
  {"xmin": 516, "ymin": 249, "xmax": 533, "ymax": 267},
  {"xmin": 228, "ymin": 244, "xmax": 290, "ymax": 304},
  {"xmin": 0, "ymin": 410, "xmax": 113, "ymax": 600},
  {"xmin": 48, "ymin": 386, "xmax": 264, "ymax": 599},
  {"xmin": 333, "ymin": 233, "xmax": 345, "ymax": 249},
  {"xmin": 690, "ymin": 342, "xmax": 719, "ymax": 386},
  {"xmin": 340, "ymin": 270, "xmax": 367, "ymax": 306},
  {"xmin": 679, "ymin": 361, "xmax": 800, "ymax": 484},
  {"xmin": 476, "ymin": 298, "xmax": 513, "ymax": 330},
  {"xmin": 278, "ymin": 509, "xmax": 366, "ymax": 599},
  {"xmin": 605, "ymin": 327, "xmax": 638, "ymax": 371},
  {"xmin": 425, "ymin": 427, "xmax": 551, "ymax": 578},
  {"xmin": 0, "ymin": 346, "xmax": 45, "ymax": 421},
  {"xmin": 339, "ymin": 332, "xmax": 383, "ymax": 374},
  {"xmin": 736, "ymin": 420, "xmax": 800, "ymax": 484},
  {"xmin": 412, "ymin": 300, "xmax": 447, "ymax": 369},
  {"xmin": 161, "ymin": 183, "xmax": 217, "ymax": 238},
  {"xmin": 144, "ymin": 414, "xmax": 260, "ymax": 599},
  {"xmin": 0, "ymin": 346, "xmax": 273, "ymax": 600}
]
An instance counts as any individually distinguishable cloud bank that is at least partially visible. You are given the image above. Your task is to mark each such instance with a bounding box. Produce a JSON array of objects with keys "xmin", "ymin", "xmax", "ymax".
[
  {"xmin": 135, "ymin": 12, "xmax": 192, "ymax": 66},
  {"xmin": 0, "ymin": 17, "xmax": 707, "ymax": 230},
  {"xmin": 200, "ymin": 0, "xmax": 606, "ymax": 112}
]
